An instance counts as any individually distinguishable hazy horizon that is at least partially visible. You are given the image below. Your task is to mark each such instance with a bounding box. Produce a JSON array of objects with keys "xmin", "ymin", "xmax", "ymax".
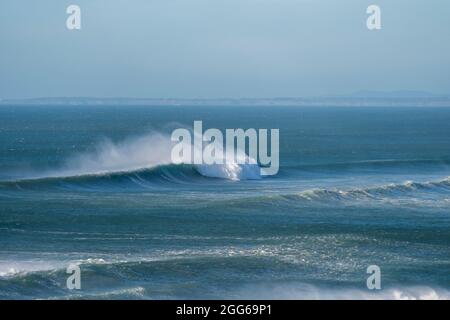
[{"xmin": 1, "ymin": 90, "xmax": 449, "ymax": 102}]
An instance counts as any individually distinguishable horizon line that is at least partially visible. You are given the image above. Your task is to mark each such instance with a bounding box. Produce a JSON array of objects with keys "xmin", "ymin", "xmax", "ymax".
[{"xmin": 2, "ymin": 91, "xmax": 450, "ymax": 102}]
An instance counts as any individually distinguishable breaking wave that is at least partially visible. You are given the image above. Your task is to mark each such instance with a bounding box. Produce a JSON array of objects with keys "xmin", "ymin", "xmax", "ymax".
[{"xmin": 0, "ymin": 131, "xmax": 262, "ymax": 190}]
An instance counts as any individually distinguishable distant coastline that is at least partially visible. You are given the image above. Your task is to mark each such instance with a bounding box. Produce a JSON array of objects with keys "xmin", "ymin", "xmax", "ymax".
[{"xmin": 2, "ymin": 91, "xmax": 450, "ymax": 107}]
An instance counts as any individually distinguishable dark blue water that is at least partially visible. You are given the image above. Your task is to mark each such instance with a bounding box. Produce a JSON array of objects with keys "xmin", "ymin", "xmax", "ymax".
[{"xmin": 0, "ymin": 105, "xmax": 449, "ymax": 299}]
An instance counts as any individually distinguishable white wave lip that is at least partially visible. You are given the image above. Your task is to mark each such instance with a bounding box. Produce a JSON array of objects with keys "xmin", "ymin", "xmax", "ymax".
[
  {"xmin": 195, "ymin": 163, "xmax": 261, "ymax": 181},
  {"xmin": 194, "ymin": 150, "xmax": 261, "ymax": 181}
]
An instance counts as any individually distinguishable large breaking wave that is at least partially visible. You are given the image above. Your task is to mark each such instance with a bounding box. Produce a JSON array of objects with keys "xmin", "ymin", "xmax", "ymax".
[{"xmin": 0, "ymin": 132, "xmax": 262, "ymax": 190}]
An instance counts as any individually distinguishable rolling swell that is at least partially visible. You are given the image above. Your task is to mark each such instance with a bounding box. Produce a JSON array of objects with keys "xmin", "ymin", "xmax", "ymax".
[
  {"xmin": 1, "ymin": 164, "xmax": 449, "ymax": 207},
  {"xmin": 2, "ymin": 254, "xmax": 450, "ymax": 300},
  {"xmin": 0, "ymin": 162, "xmax": 261, "ymax": 191},
  {"xmin": 0, "ymin": 165, "xmax": 212, "ymax": 191},
  {"xmin": 205, "ymin": 177, "xmax": 450, "ymax": 207},
  {"xmin": 277, "ymin": 177, "xmax": 450, "ymax": 204}
]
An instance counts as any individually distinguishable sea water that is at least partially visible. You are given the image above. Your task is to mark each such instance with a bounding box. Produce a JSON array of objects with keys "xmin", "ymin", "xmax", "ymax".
[{"xmin": 0, "ymin": 105, "xmax": 449, "ymax": 299}]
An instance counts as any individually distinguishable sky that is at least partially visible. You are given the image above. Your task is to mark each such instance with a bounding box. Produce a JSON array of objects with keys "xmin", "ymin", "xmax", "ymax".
[{"xmin": 1, "ymin": 0, "xmax": 449, "ymax": 99}]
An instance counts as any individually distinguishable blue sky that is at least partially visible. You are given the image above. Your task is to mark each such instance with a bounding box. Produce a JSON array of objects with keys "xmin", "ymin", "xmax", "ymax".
[{"xmin": 1, "ymin": 0, "xmax": 449, "ymax": 99}]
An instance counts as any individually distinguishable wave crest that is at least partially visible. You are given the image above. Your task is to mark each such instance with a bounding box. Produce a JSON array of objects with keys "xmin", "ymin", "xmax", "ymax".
[
  {"xmin": 0, "ymin": 131, "xmax": 262, "ymax": 189},
  {"xmin": 281, "ymin": 177, "xmax": 450, "ymax": 203}
]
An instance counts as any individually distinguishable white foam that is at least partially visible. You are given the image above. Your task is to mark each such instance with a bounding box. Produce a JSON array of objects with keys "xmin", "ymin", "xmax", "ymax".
[
  {"xmin": 0, "ymin": 260, "xmax": 66, "ymax": 278},
  {"xmin": 196, "ymin": 163, "xmax": 261, "ymax": 180},
  {"xmin": 233, "ymin": 283, "xmax": 450, "ymax": 300}
]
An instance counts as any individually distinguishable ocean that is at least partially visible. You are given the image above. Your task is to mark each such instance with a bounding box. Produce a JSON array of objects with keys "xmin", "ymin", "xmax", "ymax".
[{"xmin": 0, "ymin": 105, "xmax": 449, "ymax": 299}]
